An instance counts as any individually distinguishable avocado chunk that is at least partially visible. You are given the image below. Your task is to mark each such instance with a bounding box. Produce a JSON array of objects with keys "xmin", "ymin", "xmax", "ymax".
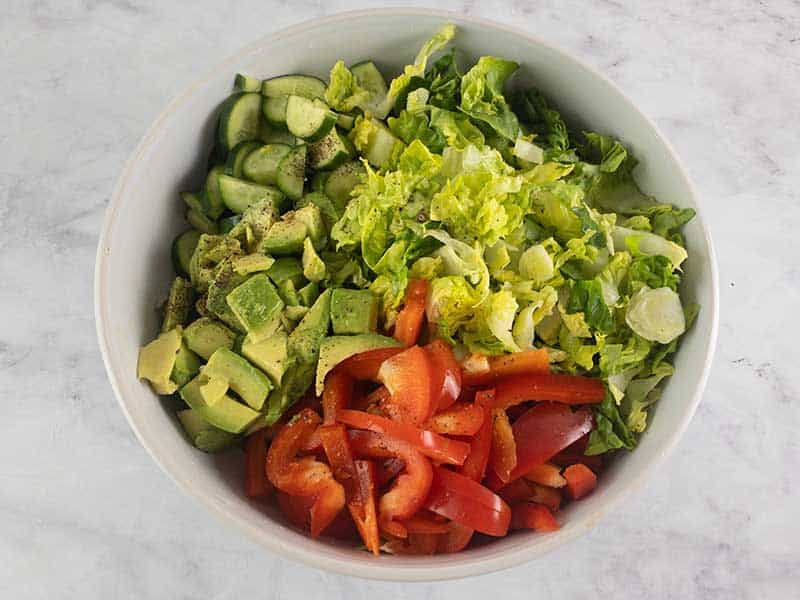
[
  {"xmin": 183, "ymin": 317, "xmax": 236, "ymax": 360},
  {"xmin": 302, "ymin": 237, "xmax": 326, "ymax": 283},
  {"xmin": 330, "ymin": 288, "xmax": 379, "ymax": 335},
  {"xmin": 315, "ymin": 333, "xmax": 400, "ymax": 395},
  {"xmin": 267, "ymin": 257, "xmax": 305, "ymax": 288},
  {"xmin": 179, "ymin": 375, "xmax": 260, "ymax": 434},
  {"xmin": 288, "ymin": 288, "xmax": 331, "ymax": 365},
  {"xmin": 170, "ymin": 341, "xmax": 201, "ymax": 388},
  {"xmin": 204, "ymin": 347, "xmax": 273, "ymax": 410},
  {"xmin": 265, "ymin": 360, "xmax": 316, "ymax": 424},
  {"xmin": 161, "ymin": 277, "xmax": 194, "ymax": 333},
  {"xmin": 199, "ymin": 375, "xmax": 229, "ymax": 405},
  {"xmin": 284, "ymin": 305, "xmax": 309, "ymax": 322},
  {"xmin": 277, "ymin": 279, "xmax": 301, "ymax": 307},
  {"xmin": 176, "ymin": 409, "xmax": 237, "ymax": 453},
  {"xmin": 298, "ymin": 281, "xmax": 320, "ymax": 307},
  {"xmin": 294, "ymin": 204, "xmax": 326, "ymax": 249},
  {"xmin": 296, "ymin": 191, "xmax": 340, "ymax": 230},
  {"xmin": 226, "ymin": 273, "xmax": 284, "ymax": 343},
  {"xmin": 241, "ymin": 331, "xmax": 289, "ymax": 386},
  {"xmin": 261, "ymin": 212, "xmax": 308, "ymax": 255},
  {"xmin": 228, "ymin": 199, "xmax": 280, "ymax": 252},
  {"xmin": 137, "ymin": 327, "xmax": 183, "ymax": 395},
  {"xmin": 206, "ymin": 260, "xmax": 248, "ymax": 331},
  {"xmin": 232, "ymin": 254, "xmax": 275, "ymax": 275},
  {"xmin": 189, "ymin": 234, "xmax": 242, "ymax": 293}
]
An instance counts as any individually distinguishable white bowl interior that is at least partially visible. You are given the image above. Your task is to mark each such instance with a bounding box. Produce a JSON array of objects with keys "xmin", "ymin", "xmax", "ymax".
[{"xmin": 96, "ymin": 10, "xmax": 718, "ymax": 581}]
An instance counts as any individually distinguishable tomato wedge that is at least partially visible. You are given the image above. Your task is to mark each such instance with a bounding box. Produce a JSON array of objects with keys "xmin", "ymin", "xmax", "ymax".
[
  {"xmin": 495, "ymin": 374, "xmax": 606, "ymax": 409},
  {"xmin": 339, "ymin": 347, "xmax": 404, "ymax": 381},
  {"xmin": 510, "ymin": 503, "xmax": 561, "ymax": 532},
  {"xmin": 425, "ymin": 402, "xmax": 484, "ymax": 436},
  {"xmin": 377, "ymin": 345, "xmax": 432, "ymax": 425},
  {"xmin": 489, "ymin": 408, "xmax": 517, "ymax": 484},
  {"xmin": 425, "ymin": 339, "xmax": 462, "ymax": 414},
  {"xmin": 322, "ymin": 369, "xmax": 353, "ymax": 424},
  {"xmin": 459, "ymin": 389, "xmax": 494, "ymax": 483},
  {"xmin": 266, "ymin": 409, "xmax": 346, "ymax": 537},
  {"xmin": 394, "ymin": 279, "xmax": 427, "ymax": 347},
  {"xmin": 347, "ymin": 430, "xmax": 433, "ymax": 538},
  {"xmin": 564, "ymin": 463, "xmax": 598, "ymax": 500},
  {"xmin": 462, "ymin": 348, "xmax": 550, "ymax": 386},
  {"xmin": 244, "ymin": 429, "xmax": 272, "ymax": 499},
  {"xmin": 337, "ymin": 409, "xmax": 469, "ymax": 466}
]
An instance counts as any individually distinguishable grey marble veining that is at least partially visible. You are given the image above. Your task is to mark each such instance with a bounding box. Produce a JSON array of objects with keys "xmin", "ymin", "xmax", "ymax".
[{"xmin": 1, "ymin": 1, "xmax": 798, "ymax": 598}]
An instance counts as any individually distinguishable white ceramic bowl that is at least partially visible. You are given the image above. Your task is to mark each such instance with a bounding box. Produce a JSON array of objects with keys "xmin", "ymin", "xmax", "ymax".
[{"xmin": 95, "ymin": 9, "xmax": 719, "ymax": 581}]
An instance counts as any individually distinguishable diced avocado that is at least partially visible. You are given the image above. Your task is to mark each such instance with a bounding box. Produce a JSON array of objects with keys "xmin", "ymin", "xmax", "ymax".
[
  {"xmin": 232, "ymin": 254, "xmax": 275, "ymax": 275},
  {"xmin": 330, "ymin": 288, "xmax": 379, "ymax": 335},
  {"xmin": 204, "ymin": 347, "xmax": 273, "ymax": 410},
  {"xmin": 265, "ymin": 359, "xmax": 315, "ymax": 424},
  {"xmin": 183, "ymin": 317, "xmax": 236, "ymax": 360},
  {"xmin": 277, "ymin": 279, "xmax": 301, "ymax": 306},
  {"xmin": 206, "ymin": 260, "xmax": 248, "ymax": 331},
  {"xmin": 298, "ymin": 281, "xmax": 320, "ymax": 307},
  {"xmin": 296, "ymin": 191, "xmax": 340, "ymax": 230},
  {"xmin": 267, "ymin": 257, "xmax": 305, "ymax": 288},
  {"xmin": 218, "ymin": 215, "xmax": 241, "ymax": 234},
  {"xmin": 288, "ymin": 288, "xmax": 331, "ymax": 365},
  {"xmin": 137, "ymin": 327, "xmax": 183, "ymax": 395},
  {"xmin": 241, "ymin": 331, "xmax": 289, "ymax": 386},
  {"xmin": 315, "ymin": 333, "xmax": 400, "ymax": 395},
  {"xmin": 176, "ymin": 409, "xmax": 237, "ymax": 453},
  {"xmin": 294, "ymin": 204, "xmax": 326, "ymax": 249},
  {"xmin": 161, "ymin": 277, "xmax": 194, "ymax": 333},
  {"xmin": 179, "ymin": 376, "xmax": 260, "ymax": 434},
  {"xmin": 170, "ymin": 341, "xmax": 201, "ymax": 388},
  {"xmin": 284, "ymin": 305, "xmax": 309, "ymax": 321},
  {"xmin": 228, "ymin": 199, "xmax": 280, "ymax": 252},
  {"xmin": 189, "ymin": 234, "xmax": 242, "ymax": 293},
  {"xmin": 302, "ymin": 237, "xmax": 326, "ymax": 283},
  {"xmin": 199, "ymin": 375, "xmax": 229, "ymax": 405},
  {"xmin": 261, "ymin": 213, "xmax": 309, "ymax": 255},
  {"xmin": 226, "ymin": 273, "xmax": 284, "ymax": 343}
]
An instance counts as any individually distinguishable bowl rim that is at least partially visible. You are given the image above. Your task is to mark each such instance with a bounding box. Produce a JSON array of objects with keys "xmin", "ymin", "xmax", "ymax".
[{"xmin": 95, "ymin": 7, "xmax": 719, "ymax": 581}]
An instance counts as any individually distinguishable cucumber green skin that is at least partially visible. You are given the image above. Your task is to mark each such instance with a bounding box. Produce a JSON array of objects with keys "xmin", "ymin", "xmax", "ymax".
[
  {"xmin": 335, "ymin": 112, "xmax": 356, "ymax": 130},
  {"xmin": 262, "ymin": 96, "xmax": 289, "ymax": 130},
  {"xmin": 285, "ymin": 96, "xmax": 337, "ymax": 143},
  {"xmin": 242, "ymin": 143, "xmax": 291, "ymax": 186},
  {"xmin": 181, "ymin": 191, "xmax": 208, "ymax": 214},
  {"xmin": 218, "ymin": 215, "xmax": 242, "ymax": 234},
  {"xmin": 186, "ymin": 209, "xmax": 218, "ymax": 234},
  {"xmin": 225, "ymin": 141, "xmax": 260, "ymax": 178},
  {"xmin": 171, "ymin": 230, "xmax": 201, "ymax": 276},
  {"xmin": 234, "ymin": 74, "xmax": 261, "ymax": 93},
  {"xmin": 308, "ymin": 127, "xmax": 354, "ymax": 171},
  {"xmin": 218, "ymin": 173, "xmax": 285, "ymax": 214},
  {"xmin": 259, "ymin": 120, "xmax": 297, "ymax": 145},
  {"xmin": 205, "ymin": 165, "xmax": 227, "ymax": 218},
  {"xmin": 324, "ymin": 160, "xmax": 366, "ymax": 213},
  {"xmin": 310, "ymin": 171, "xmax": 330, "ymax": 192},
  {"xmin": 276, "ymin": 145, "xmax": 307, "ymax": 200},
  {"xmin": 261, "ymin": 74, "xmax": 327, "ymax": 99},
  {"xmin": 217, "ymin": 92, "xmax": 262, "ymax": 153}
]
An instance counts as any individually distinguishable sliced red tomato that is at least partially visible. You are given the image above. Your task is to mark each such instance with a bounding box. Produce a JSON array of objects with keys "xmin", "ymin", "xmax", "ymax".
[
  {"xmin": 351, "ymin": 460, "xmax": 381, "ymax": 555},
  {"xmin": 394, "ymin": 279, "xmax": 428, "ymax": 347},
  {"xmin": 489, "ymin": 408, "xmax": 517, "ymax": 484},
  {"xmin": 425, "ymin": 402, "xmax": 484, "ymax": 436},
  {"xmin": 523, "ymin": 462, "xmax": 567, "ymax": 488},
  {"xmin": 564, "ymin": 463, "xmax": 598, "ymax": 500},
  {"xmin": 424, "ymin": 466, "xmax": 511, "ymax": 537},
  {"xmin": 495, "ymin": 374, "xmax": 606, "ymax": 409},
  {"xmin": 377, "ymin": 345, "xmax": 432, "ymax": 425},
  {"xmin": 337, "ymin": 409, "xmax": 469, "ymax": 466},
  {"xmin": 400, "ymin": 512, "xmax": 450, "ymax": 535},
  {"xmin": 244, "ymin": 429, "xmax": 272, "ymax": 499},
  {"xmin": 266, "ymin": 409, "xmax": 346, "ymax": 537},
  {"xmin": 462, "ymin": 348, "xmax": 551, "ymax": 386},
  {"xmin": 339, "ymin": 347, "xmax": 404, "ymax": 381},
  {"xmin": 425, "ymin": 339, "xmax": 462, "ymax": 414},
  {"xmin": 436, "ymin": 521, "xmax": 475, "ymax": 554},
  {"xmin": 347, "ymin": 430, "xmax": 433, "ymax": 538},
  {"xmin": 322, "ymin": 369, "xmax": 353, "ymax": 425},
  {"xmin": 458, "ymin": 389, "xmax": 494, "ymax": 483},
  {"xmin": 510, "ymin": 503, "xmax": 560, "ymax": 532}
]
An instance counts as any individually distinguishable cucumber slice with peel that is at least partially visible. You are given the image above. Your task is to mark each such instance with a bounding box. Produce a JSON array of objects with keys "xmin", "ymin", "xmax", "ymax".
[
  {"xmin": 242, "ymin": 143, "xmax": 291, "ymax": 185},
  {"xmin": 234, "ymin": 74, "xmax": 261, "ymax": 93},
  {"xmin": 172, "ymin": 230, "xmax": 201, "ymax": 276},
  {"xmin": 225, "ymin": 141, "xmax": 260, "ymax": 178},
  {"xmin": 262, "ymin": 96, "xmax": 289, "ymax": 129},
  {"xmin": 324, "ymin": 160, "xmax": 366, "ymax": 212},
  {"xmin": 186, "ymin": 209, "xmax": 218, "ymax": 234},
  {"xmin": 261, "ymin": 74, "xmax": 327, "ymax": 99},
  {"xmin": 350, "ymin": 61, "xmax": 389, "ymax": 117},
  {"xmin": 308, "ymin": 127, "xmax": 354, "ymax": 171},
  {"xmin": 285, "ymin": 96, "xmax": 337, "ymax": 142},
  {"xmin": 218, "ymin": 173, "xmax": 285, "ymax": 214},
  {"xmin": 204, "ymin": 165, "xmax": 226, "ymax": 218},
  {"xmin": 217, "ymin": 92, "xmax": 262, "ymax": 153},
  {"xmin": 276, "ymin": 145, "xmax": 307, "ymax": 200}
]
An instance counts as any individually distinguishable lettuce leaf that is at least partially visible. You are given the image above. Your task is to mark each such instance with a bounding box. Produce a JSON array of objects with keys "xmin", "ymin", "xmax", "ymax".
[
  {"xmin": 512, "ymin": 89, "xmax": 574, "ymax": 161},
  {"xmin": 462, "ymin": 289, "xmax": 520, "ymax": 354},
  {"xmin": 429, "ymin": 108, "xmax": 485, "ymax": 149},
  {"xmin": 566, "ymin": 279, "xmax": 614, "ymax": 334},
  {"xmin": 460, "ymin": 56, "xmax": 520, "ymax": 140},
  {"xmin": 586, "ymin": 393, "xmax": 636, "ymax": 455},
  {"xmin": 325, "ymin": 60, "xmax": 372, "ymax": 112},
  {"xmin": 387, "ymin": 110, "xmax": 446, "ymax": 153}
]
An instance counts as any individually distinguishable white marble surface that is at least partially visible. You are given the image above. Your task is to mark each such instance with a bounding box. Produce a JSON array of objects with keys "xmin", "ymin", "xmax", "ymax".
[{"xmin": 1, "ymin": 0, "xmax": 798, "ymax": 597}]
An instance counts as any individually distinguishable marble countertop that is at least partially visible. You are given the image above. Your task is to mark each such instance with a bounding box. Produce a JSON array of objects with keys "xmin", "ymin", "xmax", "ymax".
[{"xmin": 2, "ymin": 1, "xmax": 798, "ymax": 598}]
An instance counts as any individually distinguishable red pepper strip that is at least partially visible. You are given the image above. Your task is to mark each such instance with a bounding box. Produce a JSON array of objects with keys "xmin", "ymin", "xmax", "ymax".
[
  {"xmin": 489, "ymin": 408, "xmax": 517, "ymax": 484},
  {"xmin": 462, "ymin": 348, "xmax": 551, "ymax": 386},
  {"xmin": 385, "ymin": 532, "xmax": 439, "ymax": 555},
  {"xmin": 375, "ymin": 457, "xmax": 405, "ymax": 489},
  {"xmin": 376, "ymin": 345, "xmax": 433, "ymax": 426},
  {"xmin": 550, "ymin": 434, "xmax": 604, "ymax": 472},
  {"xmin": 510, "ymin": 503, "xmax": 560, "ymax": 532},
  {"xmin": 564, "ymin": 463, "xmax": 598, "ymax": 500},
  {"xmin": 523, "ymin": 463, "xmax": 567, "ymax": 488},
  {"xmin": 495, "ymin": 374, "xmax": 606, "ymax": 409},
  {"xmin": 394, "ymin": 279, "xmax": 428, "ymax": 347},
  {"xmin": 496, "ymin": 479, "xmax": 533, "ymax": 505},
  {"xmin": 322, "ymin": 368, "xmax": 353, "ymax": 425},
  {"xmin": 425, "ymin": 339, "xmax": 462, "ymax": 415},
  {"xmin": 352, "ymin": 460, "xmax": 381, "ymax": 555},
  {"xmin": 436, "ymin": 521, "xmax": 475, "ymax": 554},
  {"xmin": 458, "ymin": 389, "xmax": 494, "ymax": 483},
  {"xmin": 339, "ymin": 347, "xmax": 405, "ymax": 381},
  {"xmin": 399, "ymin": 512, "xmax": 450, "ymax": 535},
  {"xmin": 425, "ymin": 402, "xmax": 485, "ymax": 436},
  {"xmin": 337, "ymin": 409, "xmax": 470, "ymax": 466},
  {"xmin": 244, "ymin": 428, "xmax": 272, "ymax": 499}
]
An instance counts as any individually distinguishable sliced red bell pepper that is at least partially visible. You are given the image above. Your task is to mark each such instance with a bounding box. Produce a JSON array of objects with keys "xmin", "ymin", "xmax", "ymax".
[
  {"xmin": 339, "ymin": 347, "xmax": 404, "ymax": 381},
  {"xmin": 523, "ymin": 462, "xmax": 567, "ymax": 488},
  {"xmin": 266, "ymin": 409, "xmax": 346, "ymax": 537},
  {"xmin": 337, "ymin": 409, "xmax": 469, "ymax": 466},
  {"xmin": 275, "ymin": 491, "xmax": 359, "ymax": 540},
  {"xmin": 351, "ymin": 460, "xmax": 381, "ymax": 555},
  {"xmin": 322, "ymin": 368, "xmax": 353, "ymax": 425},
  {"xmin": 318, "ymin": 424, "xmax": 357, "ymax": 499},
  {"xmin": 529, "ymin": 482, "xmax": 562, "ymax": 512},
  {"xmin": 495, "ymin": 374, "xmax": 606, "ymax": 409},
  {"xmin": 564, "ymin": 463, "xmax": 598, "ymax": 500},
  {"xmin": 550, "ymin": 434, "xmax": 604, "ymax": 472},
  {"xmin": 458, "ymin": 389, "xmax": 494, "ymax": 483},
  {"xmin": 436, "ymin": 521, "xmax": 475, "ymax": 554},
  {"xmin": 425, "ymin": 402, "xmax": 485, "ymax": 436},
  {"xmin": 375, "ymin": 457, "xmax": 405, "ymax": 489},
  {"xmin": 496, "ymin": 479, "xmax": 533, "ymax": 505},
  {"xmin": 394, "ymin": 279, "xmax": 428, "ymax": 347},
  {"xmin": 244, "ymin": 429, "xmax": 272, "ymax": 499},
  {"xmin": 400, "ymin": 512, "xmax": 450, "ymax": 535},
  {"xmin": 425, "ymin": 339, "xmax": 462, "ymax": 414},
  {"xmin": 347, "ymin": 430, "xmax": 433, "ymax": 539},
  {"xmin": 462, "ymin": 348, "xmax": 550, "ymax": 386},
  {"xmin": 377, "ymin": 345, "xmax": 433, "ymax": 426},
  {"xmin": 489, "ymin": 408, "xmax": 517, "ymax": 484},
  {"xmin": 510, "ymin": 503, "xmax": 561, "ymax": 532},
  {"xmin": 385, "ymin": 532, "xmax": 439, "ymax": 555},
  {"xmin": 424, "ymin": 466, "xmax": 511, "ymax": 537}
]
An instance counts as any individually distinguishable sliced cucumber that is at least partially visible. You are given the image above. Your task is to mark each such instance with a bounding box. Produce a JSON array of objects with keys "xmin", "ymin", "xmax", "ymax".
[
  {"xmin": 324, "ymin": 160, "xmax": 366, "ymax": 212},
  {"xmin": 225, "ymin": 141, "xmax": 260, "ymax": 178},
  {"xmin": 181, "ymin": 191, "xmax": 208, "ymax": 214},
  {"xmin": 285, "ymin": 96, "xmax": 337, "ymax": 142},
  {"xmin": 218, "ymin": 173, "xmax": 285, "ymax": 214},
  {"xmin": 336, "ymin": 112, "xmax": 356, "ymax": 130},
  {"xmin": 308, "ymin": 127, "xmax": 354, "ymax": 171},
  {"xmin": 171, "ymin": 230, "xmax": 201, "ymax": 276},
  {"xmin": 186, "ymin": 209, "xmax": 218, "ymax": 234},
  {"xmin": 351, "ymin": 61, "xmax": 389, "ymax": 117},
  {"xmin": 310, "ymin": 171, "xmax": 330, "ymax": 192},
  {"xmin": 242, "ymin": 143, "xmax": 291, "ymax": 186},
  {"xmin": 217, "ymin": 92, "xmax": 262, "ymax": 153},
  {"xmin": 262, "ymin": 74, "xmax": 327, "ymax": 99},
  {"xmin": 262, "ymin": 96, "xmax": 289, "ymax": 130},
  {"xmin": 234, "ymin": 73, "xmax": 261, "ymax": 93},
  {"xmin": 204, "ymin": 165, "xmax": 226, "ymax": 219},
  {"xmin": 218, "ymin": 215, "xmax": 242, "ymax": 234},
  {"xmin": 259, "ymin": 119, "xmax": 297, "ymax": 145},
  {"xmin": 276, "ymin": 145, "xmax": 307, "ymax": 200},
  {"xmin": 359, "ymin": 118, "xmax": 403, "ymax": 168}
]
